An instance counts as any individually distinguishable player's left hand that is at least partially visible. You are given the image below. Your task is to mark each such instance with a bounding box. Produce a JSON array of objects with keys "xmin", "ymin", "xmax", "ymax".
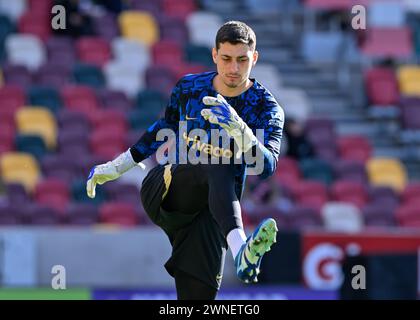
[
  {"xmin": 201, "ymin": 94, "xmax": 244, "ymax": 137},
  {"xmin": 201, "ymin": 94, "xmax": 257, "ymax": 156}
]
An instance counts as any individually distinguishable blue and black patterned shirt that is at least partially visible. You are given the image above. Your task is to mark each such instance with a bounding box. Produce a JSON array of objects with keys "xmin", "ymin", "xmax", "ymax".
[{"xmin": 131, "ymin": 71, "xmax": 284, "ymax": 199}]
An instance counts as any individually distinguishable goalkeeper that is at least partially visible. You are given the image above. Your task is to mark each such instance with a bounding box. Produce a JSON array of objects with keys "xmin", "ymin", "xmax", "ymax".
[{"xmin": 86, "ymin": 21, "xmax": 284, "ymax": 300}]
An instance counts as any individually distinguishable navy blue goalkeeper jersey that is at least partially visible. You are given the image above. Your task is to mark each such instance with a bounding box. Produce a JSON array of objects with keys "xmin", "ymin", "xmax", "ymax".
[{"xmin": 131, "ymin": 71, "xmax": 284, "ymax": 199}]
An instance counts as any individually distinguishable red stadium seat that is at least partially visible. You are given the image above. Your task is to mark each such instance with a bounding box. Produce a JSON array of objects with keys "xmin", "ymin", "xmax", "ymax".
[
  {"xmin": 275, "ymin": 156, "xmax": 301, "ymax": 187},
  {"xmin": 76, "ymin": 37, "xmax": 111, "ymax": 67},
  {"xmin": 34, "ymin": 178, "xmax": 70, "ymax": 213},
  {"xmin": 401, "ymin": 182, "xmax": 420, "ymax": 205},
  {"xmin": 360, "ymin": 27, "xmax": 413, "ymax": 59},
  {"xmin": 395, "ymin": 202, "xmax": 420, "ymax": 228},
  {"xmin": 331, "ymin": 180, "xmax": 368, "ymax": 209},
  {"xmin": 90, "ymin": 128, "xmax": 127, "ymax": 159},
  {"xmin": 18, "ymin": 13, "xmax": 51, "ymax": 41},
  {"xmin": 0, "ymin": 85, "xmax": 25, "ymax": 112},
  {"xmin": 0, "ymin": 124, "xmax": 14, "ymax": 154},
  {"xmin": 61, "ymin": 85, "xmax": 99, "ymax": 119},
  {"xmin": 99, "ymin": 201, "xmax": 139, "ymax": 226},
  {"xmin": 90, "ymin": 109, "xmax": 128, "ymax": 133},
  {"xmin": 152, "ymin": 39, "xmax": 184, "ymax": 67},
  {"xmin": 337, "ymin": 135, "xmax": 372, "ymax": 163},
  {"xmin": 162, "ymin": 0, "xmax": 197, "ymax": 21},
  {"xmin": 365, "ymin": 67, "xmax": 399, "ymax": 106},
  {"xmin": 291, "ymin": 180, "xmax": 328, "ymax": 212}
]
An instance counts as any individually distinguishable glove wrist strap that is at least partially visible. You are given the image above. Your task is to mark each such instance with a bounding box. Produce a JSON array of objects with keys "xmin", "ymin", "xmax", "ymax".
[{"xmin": 111, "ymin": 149, "xmax": 137, "ymax": 175}]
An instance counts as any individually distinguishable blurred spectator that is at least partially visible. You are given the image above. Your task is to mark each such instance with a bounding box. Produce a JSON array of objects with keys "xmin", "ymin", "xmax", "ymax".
[{"xmin": 283, "ymin": 118, "xmax": 315, "ymax": 160}]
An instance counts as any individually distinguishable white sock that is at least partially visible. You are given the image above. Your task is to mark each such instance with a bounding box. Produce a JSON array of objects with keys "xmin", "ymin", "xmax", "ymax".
[{"xmin": 227, "ymin": 228, "xmax": 247, "ymax": 259}]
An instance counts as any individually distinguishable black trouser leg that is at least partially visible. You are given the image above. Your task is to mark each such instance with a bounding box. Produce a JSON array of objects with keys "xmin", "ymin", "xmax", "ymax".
[
  {"xmin": 174, "ymin": 269, "xmax": 217, "ymax": 300},
  {"xmin": 161, "ymin": 163, "xmax": 243, "ymax": 236}
]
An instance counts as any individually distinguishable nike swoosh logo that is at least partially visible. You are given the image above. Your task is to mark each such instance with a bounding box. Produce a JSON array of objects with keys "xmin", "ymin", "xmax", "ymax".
[{"xmin": 185, "ymin": 115, "xmax": 198, "ymax": 120}]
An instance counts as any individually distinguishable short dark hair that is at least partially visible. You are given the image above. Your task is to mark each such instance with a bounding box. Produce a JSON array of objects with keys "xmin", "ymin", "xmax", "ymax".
[{"xmin": 215, "ymin": 21, "xmax": 256, "ymax": 51}]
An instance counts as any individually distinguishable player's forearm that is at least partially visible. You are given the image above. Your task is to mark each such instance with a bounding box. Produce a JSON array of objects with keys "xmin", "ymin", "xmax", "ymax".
[
  {"xmin": 130, "ymin": 118, "xmax": 177, "ymax": 163},
  {"xmin": 254, "ymin": 141, "xmax": 278, "ymax": 179}
]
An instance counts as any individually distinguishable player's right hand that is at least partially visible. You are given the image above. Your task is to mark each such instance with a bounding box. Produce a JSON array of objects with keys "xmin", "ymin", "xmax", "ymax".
[{"xmin": 86, "ymin": 162, "xmax": 121, "ymax": 199}]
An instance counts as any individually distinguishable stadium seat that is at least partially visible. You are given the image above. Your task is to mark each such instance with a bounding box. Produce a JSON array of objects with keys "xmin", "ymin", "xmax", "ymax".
[
  {"xmin": 275, "ymin": 156, "xmax": 301, "ymax": 187},
  {"xmin": 98, "ymin": 88, "xmax": 132, "ymax": 112},
  {"xmin": 0, "ymin": 203, "xmax": 24, "ymax": 225},
  {"xmin": 333, "ymin": 159, "xmax": 368, "ymax": 184},
  {"xmin": 5, "ymin": 34, "xmax": 46, "ymax": 71},
  {"xmin": 57, "ymin": 109, "xmax": 91, "ymax": 134},
  {"xmin": 321, "ymin": 202, "xmax": 364, "ymax": 232},
  {"xmin": 331, "ymin": 180, "xmax": 368, "ymax": 209},
  {"xmin": 28, "ymin": 86, "xmax": 62, "ymax": 114},
  {"xmin": 145, "ymin": 65, "xmax": 177, "ymax": 96},
  {"xmin": 366, "ymin": 157, "xmax": 407, "ymax": 192},
  {"xmin": 365, "ymin": 67, "xmax": 399, "ymax": 106},
  {"xmin": 304, "ymin": 0, "xmax": 352, "ymax": 10},
  {"xmin": 301, "ymin": 31, "xmax": 344, "ymax": 64},
  {"xmin": 299, "ymin": 158, "xmax": 334, "ymax": 185},
  {"xmin": 291, "ymin": 180, "xmax": 328, "ymax": 212},
  {"xmin": 152, "ymin": 40, "xmax": 184, "ymax": 69},
  {"xmin": 395, "ymin": 202, "xmax": 420, "ymax": 228},
  {"xmin": 57, "ymin": 126, "xmax": 90, "ymax": 154},
  {"xmin": 136, "ymin": 89, "xmax": 166, "ymax": 110},
  {"xmin": 76, "ymin": 37, "xmax": 111, "ymax": 67},
  {"xmin": 270, "ymin": 87, "xmax": 312, "ymax": 123},
  {"xmin": 66, "ymin": 203, "xmax": 98, "ymax": 225},
  {"xmin": 368, "ymin": 1, "xmax": 405, "ymax": 28},
  {"xmin": 24, "ymin": 204, "xmax": 62, "ymax": 225},
  {"xmin": 0, "ymin": 0, "xmax": 26, "ymax": 21},
  {"xmin": 15, "ymin": 134, "xmax": 47, "ymax": 159},
  {"xmin": 90, "ymin": 128, "xmax": 127, "ymax": 159},
  {"xmin": 162, "ymin": 0, "xmax": 197, "ymax": 21},
  {"xmin": 159, "ymin": 16, "xmax": 189, "ymax": 45},
  {"xmin": 15, "ymin": 107, "xmax": 57, "ymax": 149},
  {"xmin": 111, "ymin": 37, "xmax": 151, "ymax": 73},
  {"xmin": 118, "ymin": 11, "xmax": 159, "ymax": 46},
  {"xmin": 92, "ymin": 13, "xmax": 119, "ymax": 41},
  {"xmin": 368, "ymin": 186, "xmax": 400, "ymax": 207},
  {"xmin": 35, "ymin": 63, "xmax": 70, "ymax": 89},
  {"xmin": 34, "ymin": 178, "xmax": 70, "ymax": 213},
  {"xmin": 400, "ymin": 97, "xmax": 420, "ymax": 129},
  {"xmin": 250, "ymin": 63, "xmax": 283, "ymax": 91},
  {"xmin": 362, "ymin": 202, "xmax": 396, "ymax": 227},
  {"xmin": 27, "ymin": 0, "xmax": 52, "ymax": 16},
  {"xmin": 185, "ymin": 44, "xmax": 214, "ymax": 68},
  {"xmin": 99, "ymin": 201, "xmax": 139, "ymax": 226},
  {"xmin": 186, "ymin": 11, "xmax": 222, "ymax": 48},
  {"xmin": 397, "ymin": 65, "xmax": 420, "ymax": 97},
  {"xmin": 401, "ymin": 182, "xmax": 420, "ymax": 205},
  {"xmin": 45, "ymin": 36, "xmax": 76, "ymax": 69},
  {"xmin": 360, "ymin": 27, "xmax": 413, "ymax": 59},
  {"xmin": 41, "ymin": 154, "xmax": 82, "ymax": 185},
  {"xmin": 103, "ymin": 182, "xmax": 140, "ymax": 205},
  {"xmin": 72, "ymin": 63, "xmax": 105, "ymax": 88},
  {"xmin": 0, "ymin": 85, "xmax": 25, "ymax": 112},
  {"xmin": 131, "ymin": 0, "xmax": 161, "ymax": 17},
  {"xmin": 61, "ymin": 85, "xmax": 99, "ymax": 119},
  {"xmin": 2, "ymin": 63, "xmax": 32, "ymax": 88},
  {"xmin": 0, "ymin": 124, "xmax": 14, "ymax": 154},
  {"xmin": 90, "ymin": 109, "xmax": 128, "ymax": 133},
  {"xmin": 287, "ymin": 205, "xmax": 323, "ymax": 230},
  {"xmin": 104, "ymin": 61, "xmax": 144, "ymax": 98},
  {"xmin": 337, "ymin": 135, "xmax": 372, "ymax": 163},
  {"xmin": 5, "ymin": 182, "xmax": 29, "ymax": 205},
  {"xmin": 18, "ymin": 12, "xmax": 51, "ymax": 41},
  {"xmin": 0, "ymin": 14, "xmax": 15, "ymax": 45},
  {"xmin": 0, "ymin": 152, "xmax": 40, "ymax": 192}
]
